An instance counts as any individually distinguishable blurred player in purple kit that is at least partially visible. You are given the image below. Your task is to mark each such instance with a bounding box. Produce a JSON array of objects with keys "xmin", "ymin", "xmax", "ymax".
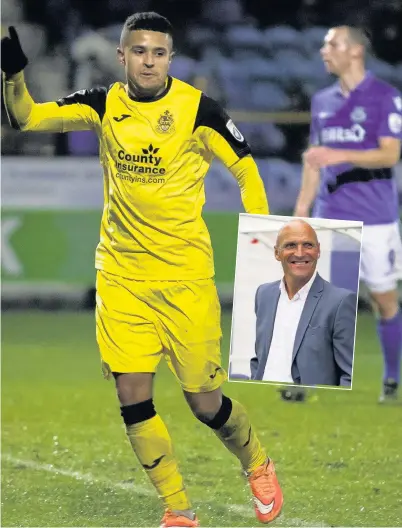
[{"xmin": 294, "ymin": 26, "xmax": 402, "ymax": 402}]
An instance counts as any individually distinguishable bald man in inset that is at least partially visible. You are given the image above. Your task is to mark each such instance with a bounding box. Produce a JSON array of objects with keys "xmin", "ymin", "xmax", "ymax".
[{"xmin": 250, "ymin": 219, "xmax": 357, "ymax": 388}]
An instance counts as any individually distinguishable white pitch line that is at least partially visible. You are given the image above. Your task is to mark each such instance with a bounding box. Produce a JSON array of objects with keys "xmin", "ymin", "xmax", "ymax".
[
  {"xmin": 2, "ymin": 454, "xmax": 251, "ymax": 516},
  {"xmin": 3, "ymin": 454, "xmax": 328, "ymax": 527},
  {"xmin": 2, "ymin": 454, "xmax": 155, "ymax": 495}
]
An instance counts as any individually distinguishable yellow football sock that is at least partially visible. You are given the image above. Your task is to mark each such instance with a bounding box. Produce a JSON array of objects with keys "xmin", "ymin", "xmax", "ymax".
[
  {"xmin": 126, "ymin": 414, "xmax": 191, "ymax": 510},
  {"xmin": 213, "ymin": 399, "xmax": 267, "ymax": 473}
]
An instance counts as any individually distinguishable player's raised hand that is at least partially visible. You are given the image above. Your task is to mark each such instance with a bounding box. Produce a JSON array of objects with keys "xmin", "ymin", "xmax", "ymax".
[
  {"xmin": 1, "ymin": 26, "xmax": 28, "ymax": 75},
  {"xmin": 303, "ymin": 146, "xmax": 346, "ymax": 169},
  {"xmin": 303, "ymin": 146, "xmax": 346, "ymax": 168}
]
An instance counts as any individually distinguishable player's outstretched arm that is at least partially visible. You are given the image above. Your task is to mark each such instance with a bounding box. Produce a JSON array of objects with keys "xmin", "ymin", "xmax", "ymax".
[
  {"xmin": 294, "ymin": 161, "xmax": 320, "ymax": 217},
  {"xmin": 193, "ymin": 94, "xmax": 269, "ymax": 214},
  {"xmin": 229, "ymin": 156, "xmax": 269, "ymax": 215},
  {"xmin": 2, "ymin": 26, "xmax": 102, "ymax": 133}
]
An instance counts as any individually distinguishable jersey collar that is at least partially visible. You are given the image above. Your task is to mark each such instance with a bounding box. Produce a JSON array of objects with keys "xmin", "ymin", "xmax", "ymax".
[
  {"xmin": 127, "ymin": 76, "xmax": 173, "ymax": 103},
  {"xmin": 335, "ymin": 70, "xmax": 373, "ymax": 98}
]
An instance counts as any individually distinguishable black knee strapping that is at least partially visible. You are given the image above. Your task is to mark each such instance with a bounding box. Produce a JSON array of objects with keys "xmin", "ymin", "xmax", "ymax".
[
  {"xmin": 120, "ymin": 399, "xmax": 156, "ymax": 426},
  {"xmin": 202, "ymin": 395, "xmax": 233, "ymax": 430}
]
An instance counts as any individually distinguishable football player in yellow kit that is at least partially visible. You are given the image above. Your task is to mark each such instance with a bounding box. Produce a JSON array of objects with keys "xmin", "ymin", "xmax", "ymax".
[{"xmin": 2, "ymin": 13, "xmax": 283, "ymax": 527}]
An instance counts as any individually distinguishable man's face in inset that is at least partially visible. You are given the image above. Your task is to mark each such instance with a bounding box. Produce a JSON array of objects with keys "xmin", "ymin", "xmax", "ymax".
[{"xmin": 275, "ymin": 221, "xmax": 320, "ymax": 283}]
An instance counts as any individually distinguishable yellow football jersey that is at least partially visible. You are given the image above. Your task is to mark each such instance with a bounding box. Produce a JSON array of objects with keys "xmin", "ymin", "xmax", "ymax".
[{"xmin": 4, "ymin": 73, "xmax": 269, "ymax": 280}]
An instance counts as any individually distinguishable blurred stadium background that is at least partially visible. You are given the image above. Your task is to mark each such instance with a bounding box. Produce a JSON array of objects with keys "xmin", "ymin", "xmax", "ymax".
[{"xmin": 2, "ymin": 0, "xmax": 402, "ymax": 306}]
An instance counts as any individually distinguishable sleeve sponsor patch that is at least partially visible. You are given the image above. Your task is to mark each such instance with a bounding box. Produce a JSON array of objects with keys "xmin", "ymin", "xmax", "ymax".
[
  {"xmin": 393, "ymin": 96, "xmax": 402, "ymax": 112},
  {"xmin": 388, "ymin": 113, "xmax": 402, "ymax": 134},
  {"xmin": 226, "ymin": 119, "xmax": 245, "ymax": 142}
]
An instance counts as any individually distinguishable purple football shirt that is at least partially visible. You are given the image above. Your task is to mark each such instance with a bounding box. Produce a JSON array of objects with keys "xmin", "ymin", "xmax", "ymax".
[{"xmin": 310, "ymin": 71, "xmax": 402, "ymax": 224}]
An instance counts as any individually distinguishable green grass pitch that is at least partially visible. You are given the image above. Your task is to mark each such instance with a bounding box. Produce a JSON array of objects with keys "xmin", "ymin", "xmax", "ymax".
[{"xmin": 2, "ymin": 310, "xmax": 402, "ymax": 527}]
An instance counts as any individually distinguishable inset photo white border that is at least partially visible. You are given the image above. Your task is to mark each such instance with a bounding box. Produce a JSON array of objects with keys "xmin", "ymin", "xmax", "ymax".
[{"xmin": 228, "ymin": 214, "xmax": 363, "ymax": 390}]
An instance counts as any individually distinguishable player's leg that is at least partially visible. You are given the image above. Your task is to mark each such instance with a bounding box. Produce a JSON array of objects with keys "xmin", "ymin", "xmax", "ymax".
[
  {"xmin": 160, "ymin": 279, "xmax": 283, "ymax": 523},
  {"xmin": 360, "ymin": 223, "xmax": 402, "ymax": 401},
  {"xmin": 370, "ymin": 288, "xmax": 401, "ymax": 401},
  {"xmin": 183, "ymin": 388, "xmax": 267, "ymax": 473},
  {"xmin": 95, "ymin": 271, "xmax": 196, "ymax": 525},
  {"xmin": 182, "ymin": 366, "xmax": 283, "ymax": 523},
  {"xmin": 114, "ymin": 372, "xmax": 196, "ymax": 525}
]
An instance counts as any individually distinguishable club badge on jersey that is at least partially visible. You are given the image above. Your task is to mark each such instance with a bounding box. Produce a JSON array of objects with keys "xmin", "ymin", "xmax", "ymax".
[
  {"xmin": 156, "ymin": 110, "xmax": 175, "ymax": 134},
  {"xmin": 350, "ymin": 107, "xmax": 367, "ymax": 123}
]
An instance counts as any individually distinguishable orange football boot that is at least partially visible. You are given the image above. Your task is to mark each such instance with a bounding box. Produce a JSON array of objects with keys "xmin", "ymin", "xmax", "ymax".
[
  {"xmin": 160, "ymin": 509, "xmax": 200, "ymax": 528},
  {"xmin": 248, "ymin": 459, "xmax": 283, "ymax": 523}
]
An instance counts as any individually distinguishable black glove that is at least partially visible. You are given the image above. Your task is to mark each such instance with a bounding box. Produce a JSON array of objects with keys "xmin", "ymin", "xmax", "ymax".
[{"xmin": 1, "ymin": 26, "xmax": 28, "ymax": 75}]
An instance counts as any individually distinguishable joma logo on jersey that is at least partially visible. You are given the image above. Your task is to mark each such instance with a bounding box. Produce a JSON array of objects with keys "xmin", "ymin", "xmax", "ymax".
[
  {"xmin": 116, "ymin": 145, "xmax": 166, "ymax": 175},
  {"xmin": 321, "ymin": 124, "xmax": 366, "ymax": 144}
]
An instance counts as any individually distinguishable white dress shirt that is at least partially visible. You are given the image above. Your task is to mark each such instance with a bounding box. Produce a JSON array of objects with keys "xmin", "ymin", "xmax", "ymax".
[{"xmin": 263, "ymin": 271, "xmax": 317, "ymax": 383}]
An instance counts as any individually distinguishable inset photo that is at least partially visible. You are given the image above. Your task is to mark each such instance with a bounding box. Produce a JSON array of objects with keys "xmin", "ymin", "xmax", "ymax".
[{"xmin": 229, "ymin": 214, "xmax": 362, "ymax": 390}]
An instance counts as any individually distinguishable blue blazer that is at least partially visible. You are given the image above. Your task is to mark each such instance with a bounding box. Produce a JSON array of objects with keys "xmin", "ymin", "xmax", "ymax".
[{"xmin": 250, "ymin": 274, "xmax": 356, "ymax": 387}]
